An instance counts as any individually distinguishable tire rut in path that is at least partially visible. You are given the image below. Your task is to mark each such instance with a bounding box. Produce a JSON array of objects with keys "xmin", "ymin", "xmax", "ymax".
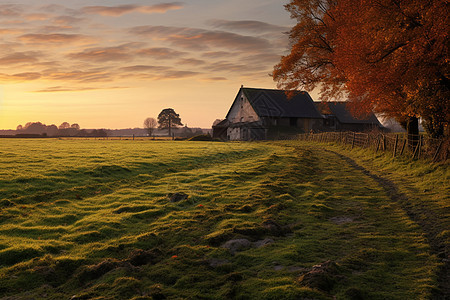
[{"xmin": 326, "ymin": 149, "xmax": 449, "ymax": 299}]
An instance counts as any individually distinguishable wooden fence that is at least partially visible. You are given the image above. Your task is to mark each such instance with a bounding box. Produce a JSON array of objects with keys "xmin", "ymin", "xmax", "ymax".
[{"xmin": 297, "ymin": 131, "xmax": 449, "ymax": 162}]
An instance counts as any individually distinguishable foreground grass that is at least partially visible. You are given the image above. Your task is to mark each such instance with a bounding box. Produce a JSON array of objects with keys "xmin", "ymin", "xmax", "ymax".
[{"xmin": 0, "ymin": 139, "xmax": 447, "ymax": 299}]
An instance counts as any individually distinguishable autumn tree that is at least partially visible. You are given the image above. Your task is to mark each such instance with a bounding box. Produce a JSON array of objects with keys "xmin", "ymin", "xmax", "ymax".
[
  {"xmin": 143, "ymin": 117, "xmax": 157, "ymax": 137},
  {"xmin": 157, "ymin": 108, "xmax": 183, "ymax": 137},
  {"xmin": 274, "ymin": 0, "xmax": 449, "ymax": 138}
]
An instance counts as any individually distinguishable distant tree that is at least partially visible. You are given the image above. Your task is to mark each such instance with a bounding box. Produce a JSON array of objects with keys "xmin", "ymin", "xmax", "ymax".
[
  {"xmin": 88, "ymin": 129, "xmax": 107, "ymax": 137},
  {"xmin": 71, "ymin": 123, "xmax": 80, "ymax": 130},
  {"xmin": 59, "ymin": 122, "xmax": 70, "ymax": 130},
  {"xmin": 46, "ymin": 124, "xmax": 58, "ymax": 136},
  {"xmin": 157, "ymin": 108, "xmax": 183, "ymax": 137},
  {"xmin": 23, "ymin": 122, "xmax": 46, "ymax": 134},
  {"xmin": 16, "ymin": 125, "xmax": 23, "ymax": 131},
  {"xmin": 143, "ymin": 117, "xmax": 157, "ymax": 137}
]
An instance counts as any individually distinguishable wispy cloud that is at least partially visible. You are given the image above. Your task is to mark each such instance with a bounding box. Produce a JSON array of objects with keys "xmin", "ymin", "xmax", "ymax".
[
  {"xmin": 82, "ymin": 3, "xmax": 183, "ymax": 16},
  {"xmin": 207, "ymin": 19, "xmax": 289, "ymax": 33},
  {"xmin": 0, "ymin": 72, "xmax": 41, "ymax": 82},
  {"xmin": 202, "ymin": 51, "xmax": 240, "ymax": 58},
  {"xmin": 68, "ymin": 45, "xmax": 134, "ymax": 62},
  {"xmin": 0, "ymin": 28, "xmax": 22, "ymax": 35},
  {"xmin": 120, "ymin": 64, "xmax": 201, "ymax": 80},
  {"xmin": 52, "ymin": 15, "xmax": 85, "ymax": 26},
  {"xmin": 0, "ymin": 4, "xmax": 23, "ymax": 17},
  {"xmin": 137, "ymin": 47, "xmax": 186, "ymax": 59},
  {"xmin": 44, "ymin": 69, "xmax": 114, "ymax": 83},
  {"xmin": 201, "ymin": 76, "xmax": 227, "ymax": 81},
  {"xmin": 25, "ymin": 13, "xmax": 52, "ymax": 21},
  {"xmin": 177, "ymin": 58, "xmax": 206, "ymax": 66},
  {"xmin": 33, "ymin": 86, "xmax": 128, "ymax": 93},
  {"xmin": 0, "ymin": 52, "xmax": 40, "ymax": 65},
  {"xmin": 130, "ymin": 25, "xmax": 271, "ymax": 51},
  {"xmin": 19, "ymin": 33, "xmax": 93, "ymax": 45},
  {"xmin": 120, "ymin": 65, "xmax": 170, "ymax": 72}
]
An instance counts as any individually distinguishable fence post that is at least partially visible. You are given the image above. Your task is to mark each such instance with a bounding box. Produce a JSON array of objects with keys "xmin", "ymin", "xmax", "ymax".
[
  {"xmin": 400, "ymin": 138, "xmax": 407, "ymax": 155},
  {"xmin": 433, "ymin": 140, "xmax": 443, "ymax": 162},
  {"xmin": 376, "ymin": 136, "xmax": 381, "ymax": 152},
  {"xmin": 418, "ymin": 136, "xmax": 423, "ymax": 159},
  {"xmin": 393, "ymin": 135, "xmax": 399, "ymax": 157},
  {"xmin": 351, "ymin": 132, "xmax": 356, "ymax": 149},
  {"xmin": 412, "ymin": 137, "xmax": 421, "ymax": 159}
]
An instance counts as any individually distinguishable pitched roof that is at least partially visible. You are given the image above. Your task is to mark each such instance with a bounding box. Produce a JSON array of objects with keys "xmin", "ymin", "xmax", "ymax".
[
  {"xmin": 212, "ymin": 119, "xmax": 229, "ymax": 128},
  {"xmin": 226, "ymin": 87, "xmax": 323, "ymax": 119},
  {"xmin": 315, "ymin": 101, "xmax": 381, "ymax": 125}
]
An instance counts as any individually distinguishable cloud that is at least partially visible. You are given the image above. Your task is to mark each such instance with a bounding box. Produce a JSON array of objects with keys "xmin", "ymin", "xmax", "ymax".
[
  {"xmin": 120, "ymin": 65, "xmax": 169, "ymax": 72},
  {"xmin": 33, "ymin": 86, "xmax": 128, "ymax": 93},
  {"xmin": 82, "ymin": 2, "xmax": 183, "ymax": 16},
  {"xmin": 0, "ymin": 4, "xmax": 23, "ymax": 17},
  {"xmin": 0, "ymin": 52, "xmax": 39, "ymax": 65},
  {"xmin": 204, "ymin": 60, "xmax": 267, "ymax": 73},
  {"xmin": 239, "ymin": 53, "xmax": 281, "ymax": 64},
  {"xmin": 19, "ymin": 33, "xmax": 93, "ymax": 45},
  {"xmin": 44, "ymin": 69, "xmax": 114, "ymax": 83},
  {"xmin": 201, "ymin": 77, "xmax": 227, "ymax": 81},
  {"xmin": 0, "ymin": 72, "xmax": 41, "ymax": 82},
  {"xmin": 202, "ymin": 51, "xmax": 239, "ymax": 58},
  {"xmin": 177, "ymin": 58, "xmax": 206, "ymax": 65},
  {"xmin": 160, "ymin": 70, "xmax": 200, "ymax": 79},
  {"xmin": 207, "ymin": 19, "xmax": 290, "ymax": 33},
  {"xmin": 137, "ymin": 47, "xmax": 186, "ymax": 59},
  {"xmin": 119, "ymin": 65, "xmax": 200, "ymax": 80},
  {"xmin": 68, "ymin": 45, "xmax": 135, "ymax": 62},
  {"xmin": 130, "ymin": 25, "xmax": 271, "ymax": 51},
  {"xmin": 52, "ymin": 16, "xmax": 85, "ymax": 26},
  {"xmin": 25, "ymin": 13, "xmax": 52, "ymax": 21},
  {"xmin": 0, "ymin": 28, "xmax": 23, "ymax": 35}
]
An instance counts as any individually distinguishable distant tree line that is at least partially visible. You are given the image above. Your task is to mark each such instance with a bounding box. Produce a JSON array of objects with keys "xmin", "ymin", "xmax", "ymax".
[{"xmin": 15, "ymin": 122, "xmax": 107, "ymax": 137}]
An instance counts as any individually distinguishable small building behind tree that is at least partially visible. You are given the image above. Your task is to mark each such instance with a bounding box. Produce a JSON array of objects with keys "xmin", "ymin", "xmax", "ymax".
[{"xmin": 314, "ymin": 101, "xmax": 382, "ymax": 132}]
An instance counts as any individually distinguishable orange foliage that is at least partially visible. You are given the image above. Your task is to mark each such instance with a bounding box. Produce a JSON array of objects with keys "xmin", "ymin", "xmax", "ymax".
[{"xmin": 274, "ymin": 0, "xmax": 449, "ymax": 136}]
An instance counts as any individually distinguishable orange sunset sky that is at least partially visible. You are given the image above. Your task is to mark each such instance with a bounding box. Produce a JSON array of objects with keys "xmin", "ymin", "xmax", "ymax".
[{"xmin": 0, "ymin": 0, "xmax": 299, "ymax": 129}]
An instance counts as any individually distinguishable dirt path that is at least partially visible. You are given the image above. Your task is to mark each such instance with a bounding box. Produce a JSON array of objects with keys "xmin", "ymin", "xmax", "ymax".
[{"xmin": 327, "ymin": 149, "xmax": 449, "ymax": 299}]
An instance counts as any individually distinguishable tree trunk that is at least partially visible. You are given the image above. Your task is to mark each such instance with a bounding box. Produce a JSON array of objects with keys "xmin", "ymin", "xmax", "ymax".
[
  {"xmin": 168, "ymin": 116, "xmax": 172, "ymax": 137},
  {"xmin": 407, "ymin": 116, "xmax": 419, "ymax": 150}
]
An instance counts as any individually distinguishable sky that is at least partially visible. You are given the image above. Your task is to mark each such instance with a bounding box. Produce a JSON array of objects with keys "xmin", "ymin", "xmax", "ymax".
[{"xmin": 0, "ymin": 0, "xmax": 295, "ymax": 129}]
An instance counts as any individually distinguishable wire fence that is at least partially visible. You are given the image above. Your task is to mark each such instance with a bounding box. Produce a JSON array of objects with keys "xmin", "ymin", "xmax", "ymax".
[{"xmin": 297, "ymin": 131, "xmax": 449, "ymax": 162}]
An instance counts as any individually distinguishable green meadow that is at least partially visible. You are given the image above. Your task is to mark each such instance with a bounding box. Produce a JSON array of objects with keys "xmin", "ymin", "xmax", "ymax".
[{"xmin": 0, "ymin": 139, "xmax": 448, "ymax": 299}]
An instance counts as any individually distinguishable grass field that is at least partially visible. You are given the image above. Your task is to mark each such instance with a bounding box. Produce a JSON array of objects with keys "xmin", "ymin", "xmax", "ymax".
[{"xmin": 0, "ymin": 139, "xmax": 448, "ymax": 299}]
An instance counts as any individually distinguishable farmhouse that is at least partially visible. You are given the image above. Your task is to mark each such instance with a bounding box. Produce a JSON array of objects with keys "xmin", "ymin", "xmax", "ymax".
[
  {"xmin": 214, "ymin": 86, "xmax": 323, "ymax": 141},
  {"xmin": 213, "ymin": 86, "xmax": 383, "ymax": 141}
]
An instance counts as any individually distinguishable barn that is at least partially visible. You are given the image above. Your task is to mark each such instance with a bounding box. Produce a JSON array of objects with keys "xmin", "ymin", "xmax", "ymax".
[
  {"xmin": 213, "ymin": 86, "xmax": 383, "ymax": 141},
  {"xmin": 213, "ymin": 86, "xmax": 323, "ymax": 141}
]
